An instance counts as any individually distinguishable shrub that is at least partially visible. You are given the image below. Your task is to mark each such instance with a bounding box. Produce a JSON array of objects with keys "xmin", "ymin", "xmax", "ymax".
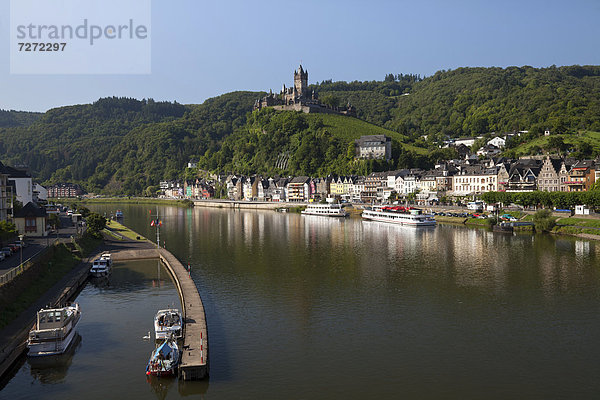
[
  {"xmin": 533, "ymin": 209, "xmax": 556, "ymax": 232},
  {"xmin": 86, "ymin": 212, "xmax": 107, "ymax": 237}
]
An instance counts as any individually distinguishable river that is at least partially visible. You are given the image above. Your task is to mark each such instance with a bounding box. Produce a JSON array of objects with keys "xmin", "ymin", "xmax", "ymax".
[{"xmin": 3, "ymin": 204, "xmax": 600, "ymax": 399}]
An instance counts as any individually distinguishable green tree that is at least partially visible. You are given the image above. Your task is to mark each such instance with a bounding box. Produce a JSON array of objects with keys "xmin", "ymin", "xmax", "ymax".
[
  {"xmin": 546, "ymin": 136, "xmax": 568, "ymax": 154},
  {"xmin": 86, "ymin": 213, "xmax": 106, "ymax": 237},
  {"xmin": 321, "ymin": 94, "xmax": 340, "ymax": 108},
  {"xmin": 533, "ymin": 209, "xmax": 556, "ymax": 232}
]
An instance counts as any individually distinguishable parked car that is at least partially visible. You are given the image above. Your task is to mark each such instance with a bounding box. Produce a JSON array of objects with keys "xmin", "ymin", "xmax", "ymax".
[
  {"xmin": 0, "ymin": 247, "xmax": 12, "ymax": 257},
  {"xmin": 0, "ymin": 252, "xmax": 5, "ymax": 261},
  {"xmin": 8, "ymin": 244, "xmax": 19, "ymax": 252}
]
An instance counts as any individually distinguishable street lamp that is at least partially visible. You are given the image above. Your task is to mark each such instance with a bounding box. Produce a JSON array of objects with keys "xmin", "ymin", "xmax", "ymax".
[{"xmin": 18, "ymin": 234, "xmax": 24, "ymax": 268}]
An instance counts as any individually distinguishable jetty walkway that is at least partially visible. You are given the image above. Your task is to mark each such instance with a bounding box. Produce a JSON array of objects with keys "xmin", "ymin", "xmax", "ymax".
[
  {"xmin": 104, "ymin": 234, "xmax": 209, "ymax": 380},
  {"xmin": 0, "ymin": 231, "xmax": 208, "ymax": 381}
]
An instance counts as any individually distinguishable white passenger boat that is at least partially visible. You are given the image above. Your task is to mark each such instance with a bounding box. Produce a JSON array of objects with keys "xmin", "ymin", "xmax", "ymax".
[
  {"xmin": 27, "ymin": 304, "xmax": 81, "ymax": 357},
  {"xmin": 301, "ymin": 203, "xmax": 347, "ymax": 217},
  {"xmin": 154, "ymin": 309, "xmax": 183, "ymax": 340},
  {"xmin": 90, "ymin": 253, "xmax": 112, "ymax": 277},
  {"xmin": 362, "ymin": 206, "xmax": 436, "ymax": 227}
]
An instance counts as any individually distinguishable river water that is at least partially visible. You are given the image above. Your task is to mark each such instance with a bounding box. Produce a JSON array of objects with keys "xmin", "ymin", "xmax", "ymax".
[{"xmin": 3, "ymin": 204, "xmax": 600, "ymax": 399}]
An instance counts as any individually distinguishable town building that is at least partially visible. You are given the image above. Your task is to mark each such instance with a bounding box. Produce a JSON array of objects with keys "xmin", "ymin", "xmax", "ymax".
[
  {"xmin": 47, "ymin": 183, "xmax": 84, "ymax": 198},
  {"xmin": 0, "ymin": 163, "xmax": 9, "ymax": 221},
  {"xmin": 13, "ymin": 201, "xmax": 48, "ymax": 236},
  {"xmin": 355, "ymin": 135, "xmax": 392, "ymax": 160},
  {"xmin": 287, "ymin": 176, "xmax": 311, "ymax": 202},
  {"xmin": 566, "ymin": 160, "xmax": 596, "ymax": 192},
  {"xmin": 505, "ymin": 160, "xmax": 542, "ymax": 192},
  {"xmin": 538, "ymin": 156, "xmax": 563, "ymax": 192},
  {"xmin": 452, "ymin": 165, "xmax": 499, "ymax": 196},
  {"xmin": 4, "ymin": 165, "xmax": 33, "ymax": 205}
]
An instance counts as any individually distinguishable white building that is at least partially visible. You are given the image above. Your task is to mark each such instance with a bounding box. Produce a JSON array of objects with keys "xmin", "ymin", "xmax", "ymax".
[
  {"xmin": 355, "ymin": 135, "xmax": 392, "ymax": 160},
  {"xmin": 6, "ymin": 166, "xmax": 33, "ymax": 206},
  {"xmin": 33, "ymin": 184, "xmax": 48, "ymax": 202},
  {"xmin": 452, "ymin": 166, "xmax": 498, "ymax": 196},
  {"xmin": 487, "ymin": 136, "xmax": 506, "ymax": 148}
]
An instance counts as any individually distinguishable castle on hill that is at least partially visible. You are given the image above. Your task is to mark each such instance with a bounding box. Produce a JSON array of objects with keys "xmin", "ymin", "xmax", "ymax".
[{"xmin": 254, "ymin": 65, "xmax": 356, "ymax": 116}]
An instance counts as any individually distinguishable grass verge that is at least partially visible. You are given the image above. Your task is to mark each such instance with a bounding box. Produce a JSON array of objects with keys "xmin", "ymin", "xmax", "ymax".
[
  {"xmin": 106, "ymin": 220, "xmax": 146, "ymax": 240},
  {"xmin": 435, "ymin": 216, "xmax": 467, "ymax": 224},
  {"xmin": 552, "ymin": 225, "xmax": 600, "ymax": 236},
  {"xmin": 556, "ymin": 217, "xmax": 600, "ymax": 229}
]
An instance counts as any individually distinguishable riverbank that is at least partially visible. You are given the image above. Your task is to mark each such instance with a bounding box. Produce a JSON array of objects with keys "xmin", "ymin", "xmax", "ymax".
[
  {"xmin": 0, "ymin": 234, "xmax": 103, "ymax": 380},
  {"xmin": 55, "ymin": 197, "xmax": 194, "ymax": 208}
]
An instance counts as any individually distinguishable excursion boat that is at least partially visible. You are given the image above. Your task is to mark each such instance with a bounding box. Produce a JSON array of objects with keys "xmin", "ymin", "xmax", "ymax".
[
  {"xmin": 301, "ymin": 203, "xmax": 348, "ymax": 217},
  {"xmin": 362, "ymin": 206, "xmax": 437, "ymax": 227},
  {"xmin": 27, "ymin": 304, "xmax": 81, "ymax": 357},
  {"xmin": 154, "ymin": 309, "xmax": 183, "ymax": 340},
  {"xmin": 90, "ymin": 253, "xmax": 112, "ymax": 277},
  {"xmin": 115, "ymin": 210, "xmax": 123, "ymax": 219},
  {"xmin": 146, "ymin": 337, "xmax": 180, "ymax": 377}
]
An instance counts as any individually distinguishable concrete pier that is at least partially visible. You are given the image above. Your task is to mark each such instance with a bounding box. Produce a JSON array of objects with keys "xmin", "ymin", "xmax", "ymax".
[
  {"xmin": 108, "ymin": 237, "xmax": 209, "ymax": 380},
  {"xmin": 0, "ymin": 231, "xmax": 208, "ymax": 382},
  {"xmin": 159, "ymin": 249, "xmax": 209, "ymax": 380}
]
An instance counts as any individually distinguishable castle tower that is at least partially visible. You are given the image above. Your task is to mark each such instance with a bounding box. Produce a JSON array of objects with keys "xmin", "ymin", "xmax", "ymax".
[{"xmin": 294, "ymin": 65, "xmax": 308, "ymax": 98}]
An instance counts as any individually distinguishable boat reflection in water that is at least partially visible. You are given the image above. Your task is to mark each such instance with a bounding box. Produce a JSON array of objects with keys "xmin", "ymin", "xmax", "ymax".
[
  {"xmin": 146, "ymin": 374, "xmax": 175, "ymax": 400},
  {"xmin": 27, "ymin": 333, "xmax": 82, "ymax": 384}
]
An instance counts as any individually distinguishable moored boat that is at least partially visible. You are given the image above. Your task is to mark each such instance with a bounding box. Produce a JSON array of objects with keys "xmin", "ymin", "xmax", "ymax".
[
  {"xmin": 27, "ymin": 304, "xmax": 81, "ymax": 357},
  {"xmin": 154, "ymin": 309, "xmax": 183, "ymax": 340},
  {"xmin": 362, "ymin": 206, "xmax": 436, "ymax": 227},
  {"xmin": 301, "ymin": 203, "xmax": 347, "ymax": 217},
  {"xmin": 115, "ymin": 210, "xmax": 123, "ymax": 219},
  {"xmin": 90, "ymin": 253, "xmax": 112, "ymax": 277},
  {"xmin": 146, "ymin": 337, "xmax": 180, "ymax": 377}
]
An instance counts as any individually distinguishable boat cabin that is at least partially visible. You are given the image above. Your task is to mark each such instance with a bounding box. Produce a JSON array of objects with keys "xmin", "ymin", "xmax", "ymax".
[{"xmin": 37, "ymin": 308, "xmax": 69, "ymax": 330}]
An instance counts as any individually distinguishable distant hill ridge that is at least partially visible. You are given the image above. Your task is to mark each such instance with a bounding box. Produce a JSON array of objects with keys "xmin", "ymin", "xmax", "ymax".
[{"xmin": 0, "ymin": 65, "xmax": 599, "ymax": 195}]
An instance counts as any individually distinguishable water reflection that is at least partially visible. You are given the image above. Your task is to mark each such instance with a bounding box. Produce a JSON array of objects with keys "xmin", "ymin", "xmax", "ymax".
[
  {"xmin": 30, "ymin": 204, "xmax": 599, "ymax": 400},
  {"xmin": 146, "ymin": 375, "xmax": 175, "ymax": 400},
  {"xmin": 27, "ymin": 333, "xmax": 82, "ymax": 384}
]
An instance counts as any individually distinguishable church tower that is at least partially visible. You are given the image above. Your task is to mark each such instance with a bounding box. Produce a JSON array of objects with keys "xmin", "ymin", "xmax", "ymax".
[{"xmin": 294, "ymin": 65, "xmax": 308, "ymax": 98}]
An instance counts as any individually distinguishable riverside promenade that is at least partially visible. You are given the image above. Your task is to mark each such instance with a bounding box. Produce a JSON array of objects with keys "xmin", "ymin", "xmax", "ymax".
[{"xmin": 193, "ymin": 199, "xmax": 307, "ymax": 210}]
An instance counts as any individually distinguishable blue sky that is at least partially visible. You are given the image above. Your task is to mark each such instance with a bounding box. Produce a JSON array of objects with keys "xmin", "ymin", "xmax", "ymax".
[{"xmin": 1, "ymin": 0, "xmax": 599, "ymax": 112}]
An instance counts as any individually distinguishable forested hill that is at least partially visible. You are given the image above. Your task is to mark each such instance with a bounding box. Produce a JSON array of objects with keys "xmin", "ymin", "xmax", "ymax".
[
  {"xmin": 0, "ymin": 97, "xmax": 189, "ymax": 187},
  {"xmin": 0, "ymin": 92, "xmax": 260, "ymax": 194},
  {"xmin": 0, "ymin": 110, "xmax": 42, "ymax": 127},
  {"xmin": 315, "ymin": 65, "xmax": 600, "ymax": 143},
  {"xmin": 1, "ymin": 65, "xmax": 600, "ymax": 195}
]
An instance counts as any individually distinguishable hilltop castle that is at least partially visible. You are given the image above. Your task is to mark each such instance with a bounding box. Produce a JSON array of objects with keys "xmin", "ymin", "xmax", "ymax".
[{"xmin": 254, "ymin": 65, "xmax": 356, "ymax": 116}]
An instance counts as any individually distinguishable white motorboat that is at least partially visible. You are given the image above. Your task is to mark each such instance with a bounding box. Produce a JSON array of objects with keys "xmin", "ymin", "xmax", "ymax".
[
  {"xmin": 154, "ymin": 309, "xmax": 183, "ymax": 340},
  {"xmin": 90, "ymin": 253, "xmax": 112, "ymax": 277},
  {"xmin": 27, "ymin": 304, "xmax": 81, "ymax": 357},
  {"xmin": 362, "ymin": 206, "xmax": 437, "ymax": 226},
  {"xmin": 301, "ymin": 203, "xmax": 347, "ymax": 217}
]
